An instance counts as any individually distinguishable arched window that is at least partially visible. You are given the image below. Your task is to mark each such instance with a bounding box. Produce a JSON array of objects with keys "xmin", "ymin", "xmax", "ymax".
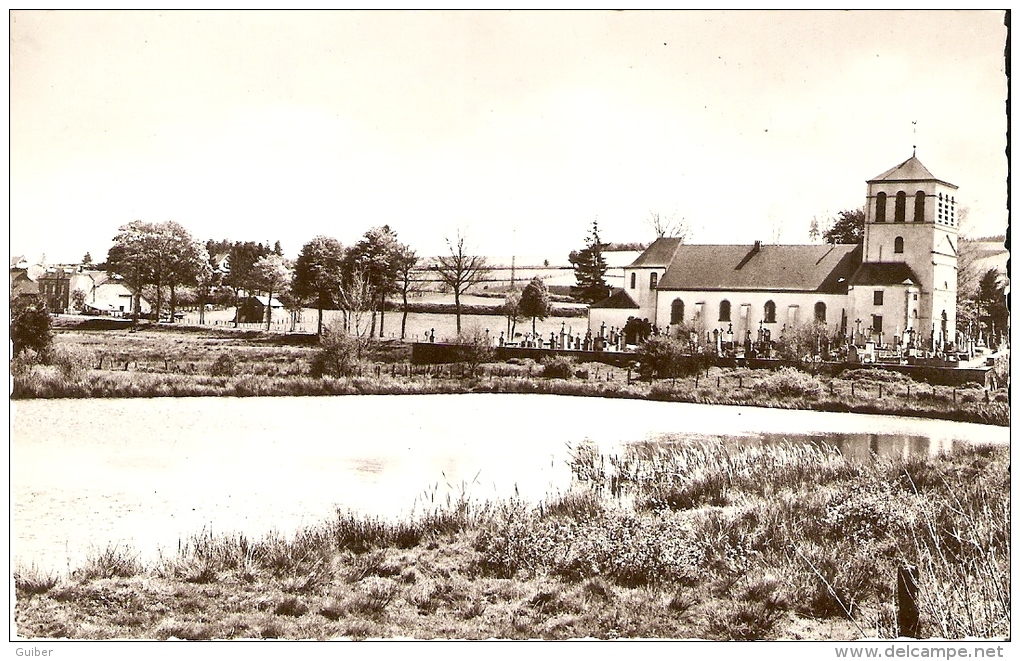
[
  {"xmin": 718, "ymin": 299, "xmax": 734, "ymax": 322},
  {"xmin": 650, "ymin": 272, "xmax": 658, "ymax": 288},
  {"xmin": 914, "ymin": 191, "xmax": 925, "ymax": 222},
  {"xmin": 894, "ymin": 236, "xmax": 904, "ymax": 253},
  {"xmin": 875, "ymin": 192, "xmax": 887, "ymax": 222},
  {"xmin": 941, "ymin": 310, "xmax": 948, "ymax": 336},
  {"xmin": 630, "ymin": 273, "xmax": 636, "ymax": 289},
  {"xmin": 670, "ymin": 299, "xmax": 685, "ymax": 324},
  {"xmin": 894, "ymin": 191, "xmax": 906, "ymax": 222},
  {"xmin": 764, "ymin": 300, "xmax": 776, "ymax": 324},
  {"xmin": 814, "ymin": 301, "xmax": 826, "ymax": 323}
]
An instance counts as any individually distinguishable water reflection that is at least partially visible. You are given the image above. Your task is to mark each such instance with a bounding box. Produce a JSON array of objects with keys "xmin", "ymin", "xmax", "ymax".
[
  {"xmin": 12, "ymin": 394, "xmax": 1006, "ymax": 572},
  {"xmin": 648, "ymin": 431, "xmax": 954, "ymax": 463}
]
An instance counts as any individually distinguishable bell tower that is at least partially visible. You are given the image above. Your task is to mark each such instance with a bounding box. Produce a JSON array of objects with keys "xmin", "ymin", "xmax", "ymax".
[{"xmin": 861, "ymin": 154, "xmax": 959, "ymax": 344}]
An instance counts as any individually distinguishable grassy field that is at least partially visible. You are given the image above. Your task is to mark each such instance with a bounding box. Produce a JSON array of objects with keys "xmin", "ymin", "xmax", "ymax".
[
  {"xmin": 175, "ymin": 301, "xmax": 587, "ymax": 341},
  {"xmin": 12, "ymin": 325, "xmax": 1010, "ymax": 427},
  {"xmin": 14, "ymin": 442, "xmax": 1009, "ymax": 640}
]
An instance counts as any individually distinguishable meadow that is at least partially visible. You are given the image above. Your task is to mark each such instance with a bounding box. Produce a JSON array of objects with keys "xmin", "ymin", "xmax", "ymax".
[
  {"xmin": 14, "ymin": 441, "xmax": 1009, "ymax": 640},
  {"xmin": 11, "ymin": 324, "xmax": 1010, "ymax": 427}
]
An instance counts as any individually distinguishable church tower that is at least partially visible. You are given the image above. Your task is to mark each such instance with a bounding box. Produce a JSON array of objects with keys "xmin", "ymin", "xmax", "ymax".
[{"xmin": 853, "ymin": 155, "xmax": 959, "ymax": 345}]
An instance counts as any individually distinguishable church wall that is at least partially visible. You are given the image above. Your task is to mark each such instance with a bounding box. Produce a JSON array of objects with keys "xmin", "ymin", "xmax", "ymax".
[
  {"xmin": 846, "ymin": 284, "xmax": 918, "ymax": 343},
  {"xmin": 653, "ymin": 289, "xmax": 848, "ymax": 340},
  {"xmin": 622, "ymin": 265, "xmax": 667, "ymax": 320}
]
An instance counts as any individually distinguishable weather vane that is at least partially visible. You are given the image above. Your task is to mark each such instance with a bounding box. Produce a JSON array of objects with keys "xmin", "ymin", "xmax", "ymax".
[{"xmin": 912, "ymin": 120, "xmax": 917, "ymax": 156}]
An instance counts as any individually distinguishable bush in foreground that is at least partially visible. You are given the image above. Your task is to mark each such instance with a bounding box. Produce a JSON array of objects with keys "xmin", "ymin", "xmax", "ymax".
[
  {"xmin": 11, "ymin": 297, "xmax": 52, "ymax": 356},
  {"xmin": 310, "ymin": 326, "xmax": 363, "ymax": 378},
  {"xmin": 540, "ymin": 356, "xmax": 574, "ymax": 379}
]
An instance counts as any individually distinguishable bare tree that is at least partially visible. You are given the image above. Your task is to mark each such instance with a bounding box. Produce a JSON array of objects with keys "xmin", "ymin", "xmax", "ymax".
[
  {"xmin": 648, "ymin": 211, "xmax": 690, "ymax": 241},
  {"xmin": 435, "ymin": 231, "xmax": 491, "ymax": 335},
  {"xmin": 337, "ymin": 267, "xmax": 375, "ymax": 341}
]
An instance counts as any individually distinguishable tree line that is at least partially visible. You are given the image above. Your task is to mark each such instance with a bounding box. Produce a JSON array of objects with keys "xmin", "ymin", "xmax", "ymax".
[{"xmin": 102, "ymin": 221, "xmax": 494, "ymax": 338}]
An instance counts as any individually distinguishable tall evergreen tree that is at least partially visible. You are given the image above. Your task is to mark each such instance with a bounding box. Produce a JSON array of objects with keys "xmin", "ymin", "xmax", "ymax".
[{"xmin": 568, "ymin": 219, "xmax": 611, "ymax": 303}]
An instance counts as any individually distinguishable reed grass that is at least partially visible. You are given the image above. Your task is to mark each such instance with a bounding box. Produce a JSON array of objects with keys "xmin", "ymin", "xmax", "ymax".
[{"xmin": 15, "ymin": 442, "xmax": 1006, "ymax": 640}]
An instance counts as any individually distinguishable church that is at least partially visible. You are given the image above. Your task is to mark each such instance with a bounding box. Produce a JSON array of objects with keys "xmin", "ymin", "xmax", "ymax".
[{"xmin": 589, "ymin": 155, "xmax": 960, "ymax": 350}]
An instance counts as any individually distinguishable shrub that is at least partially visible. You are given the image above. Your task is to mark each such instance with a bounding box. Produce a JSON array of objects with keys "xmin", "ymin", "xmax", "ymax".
[
  {"xmin": 635, "ymin": 336, "xmax": 685, "ymax": 379},
  {"xmin": 209, "ymin": 353, "xmax": 237, "ymax": 377},
  {"xmin": 311, "ymin": 326, "xmax": 363, "ymax": 378},
  {"xmin": 455, "ymin": 327, "xmax": 495, "ymax": 375},
  {"xmin": 755, "ymin": 367, "xmax": 825, "ymax": 399},
  {"xmin": 11, "ymin": 297, "xmax": 52, "ymax": 356},
  {"xmin": 46, "ymin": 344, "xmax": 95, "ymax": 380},
  {"xmin": 823, "ymin": 481, "xmax": 904, "ymax": 543},
  {"xmin": 541, "ymin": 356, "xmax": 574, "ymax": 379},
  {"xmin": 772, "ymin": 321, "xmax": 831, "ymax": 365},
  {"xmin": 11, "ymin": 347, "xmax": 40, "ymax": 378}
]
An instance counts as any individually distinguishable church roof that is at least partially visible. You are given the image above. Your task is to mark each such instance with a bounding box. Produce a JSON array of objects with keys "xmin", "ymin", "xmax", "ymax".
[
  {"xmin": 868, "ymin": 155, "xmax": 957, "ymax": 188},
  {"xmin": 655, "ymin": 243, "xmax": 862, "ymax": 294},
  {"xmin": 590, "ymin": 288, "xmax": 640, "ymax": 309},
  {"xmin": 848, "ymin": 262, "xmax": 921, "ymax": 287},
  {"xmin": 628, "ymin": 237, "xmax": 684, "ymax": 267}
]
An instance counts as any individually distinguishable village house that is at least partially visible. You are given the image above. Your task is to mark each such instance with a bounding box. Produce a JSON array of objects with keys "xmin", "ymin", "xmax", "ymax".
[
  {"xmin": 10, "ymin": 260, "xmax": 150, "ymax": 316},
  {"xmin": 590, "ymin": 155, "xmax": 961, "ymax": 350},
  {"xmin": 235, "ymin": 295, "xmax": 285, "ymax": 324}
]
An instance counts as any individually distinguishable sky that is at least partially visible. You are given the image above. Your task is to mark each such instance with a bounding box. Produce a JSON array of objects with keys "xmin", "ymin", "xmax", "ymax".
[{"xmin": 9, "ymin": 10, "xmax": 1010, "ymax": 266}]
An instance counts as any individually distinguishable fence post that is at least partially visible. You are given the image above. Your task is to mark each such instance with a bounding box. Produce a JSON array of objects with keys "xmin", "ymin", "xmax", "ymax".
[
  {"xmin": 952, "ymin": 388, "xmax": 957, "ymax": 403},
  {"xmin": 879, "ymin": 383, "xmax": 883, "ymax": 398},
  {"xmin": 627, "ymin": 368, "xmax": 631, "ymax": 385},
  {"xmin": 717, "ymin": 376, "xmax": 721, "ymax": 388},
  {"xmin": 695, "ymin": 374, "xmax": 699, "ymax": 388},
  {"xmin": 851, "ymin": 382, "xmax": 855, "ymax": 397},
  {"xmin": 907, "ymin": 384, "xmax": 910, "ymax": 399},
  {"xmin": 738, "ymin": 376, "xmax": 743, "ymax": 389},
  {"xmin": 897, "ymin": 565, "xmax": 921, "ymax": 638}
]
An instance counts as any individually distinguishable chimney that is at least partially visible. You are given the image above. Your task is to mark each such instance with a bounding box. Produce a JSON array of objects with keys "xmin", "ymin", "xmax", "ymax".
[{"xmin": 753, "ymin": 240, "xmax": 762, "ymax": 253}]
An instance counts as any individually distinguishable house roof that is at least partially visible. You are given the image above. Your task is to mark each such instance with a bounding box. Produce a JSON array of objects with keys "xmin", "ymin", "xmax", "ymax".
[
  {"xmin": 848, "ymin": 262, "xmax": 921, "ymax": 287},
  {"xmin": 11, "ymin": 270, "xmax": 39, "ymax": 295},
  {"xmin": 250, "ymin": 295, "xmax": 285, "ymax": 307},
  {"xmin": 868, "ymin": 155, "xmax": 957, "ymax": 188},
  {"xmin": 655, "ymin": 243, "xmax": 862, "ymax": 294},
  {"xmin": 590, "ymin": 288, "xmax": 640, "ymax": 309},
  {"xmin": 628, "ymin": 237, "xmax": 684, "ymax": 268}
]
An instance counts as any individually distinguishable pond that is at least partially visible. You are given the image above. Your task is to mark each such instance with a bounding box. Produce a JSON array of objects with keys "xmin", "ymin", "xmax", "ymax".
[{"xmin": 11, "ymin": 394, "xmax": 1008, "ymax": 572}]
